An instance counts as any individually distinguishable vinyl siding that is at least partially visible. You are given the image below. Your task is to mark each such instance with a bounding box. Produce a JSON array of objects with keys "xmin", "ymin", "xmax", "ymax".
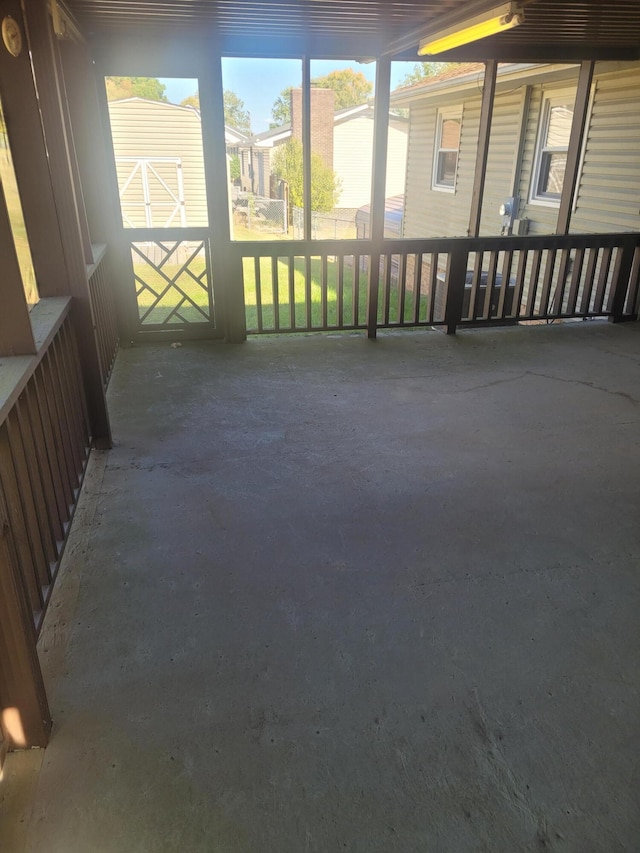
[
  {"xmin": 571, "ymin": 66, "xmax": 640, "ymax": 233},
  {"xmin": 518, "ymin": 74, "xmax": 580, "ymax": 235},
  {"xmin": 107, "ymin": 99, "xmax": 208, "ymax": 227},
  {"xmin": 404, "ymin": 85, "xmax": 525, "ymax": 239},
  {"xmin": 478, "ymin": 88, "xmax": 527, "ymax": 235},
  {"xmin": 386, "ymin": 121, "xmax": 409, "ymax": 204},
  {"xmin": 404, "ymin": 63, "xmax": 640, "ymax": 238},
  {"xmin": 332, "ymin": 115, "xmax": 407, "ymax": 209},
  {"xmin": 404, "ymin": 98, "xmax": 480, "ymax": 238}
]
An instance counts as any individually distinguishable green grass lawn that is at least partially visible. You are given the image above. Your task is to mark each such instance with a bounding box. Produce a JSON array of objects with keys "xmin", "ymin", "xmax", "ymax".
[{"xmin": 133, "ymin": 251, "xmax": 429, "ymax": 330}]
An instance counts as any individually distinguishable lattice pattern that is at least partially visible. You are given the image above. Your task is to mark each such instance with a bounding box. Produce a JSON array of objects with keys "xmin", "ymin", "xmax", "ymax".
[{"xmin": 131, "ymin": 240, "xmax": 212, "ymax": 326}]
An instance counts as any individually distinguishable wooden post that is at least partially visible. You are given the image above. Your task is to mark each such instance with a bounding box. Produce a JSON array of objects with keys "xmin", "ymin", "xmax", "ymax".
[
  {"xmin": 0, "ymin": 0, "xmax": 68, "ymax": 297},
  {"xmin": 302, "ymin": 57, "xmax": 312, "ymax": 243},
  {"xmin": 92, "ymin": 63, "xmax": 141, "ymax": 345},
  {"xmin": 556, "ymin": 61, "xmax": 594, "ymax": 235},
  {"xmin": 0, "ymin": 484, "xmax": 51, "ymax": 749},
  {"xmin": 22, "ymin": 0, "xmax": 112, "ymax": 446},
  {"xmin": 200, "ymin": 47, "xmax": 246, "ymax": 343},
  {"xmin": 444, "ymin": 240, "xmax": 471, "ymax": 335},
  {"xmin": 468, "ymin": 61, "xmax": 497, "ymax": 238},
  {"xmin": 608, "ymin": 238, "xmax": 637, "ymax": 323},
  {"xmin": 0, "ymin": 183, "xmax": 36, "ymax": 357},
  {"xmin": 367, "ymin": 58, "xmax": 391, "ymax": 339}
]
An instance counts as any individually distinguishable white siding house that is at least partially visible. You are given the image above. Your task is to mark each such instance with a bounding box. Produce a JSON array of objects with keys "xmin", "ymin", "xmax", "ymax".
[
  {"xmin": 332, "ymin": 106, "xmax": 408, "ymax": 209},
  {"xmin": 249, "ymin": 104, "xmax": 408, "ymax": 210},
  {"xmin": 107, "ymin": 98, "xmax": 248, "ymax": 228},
  {"xmin": 392, "ymin": 61, "xmax": 640, "ymax": 238}
]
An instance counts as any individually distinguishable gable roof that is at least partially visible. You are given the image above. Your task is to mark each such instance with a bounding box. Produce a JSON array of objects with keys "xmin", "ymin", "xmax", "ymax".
[
  {"xmin": 250, "ymin": 102, "xmax": 407, "ymax": 148},
  {"xmin": 390, "ymin": 61, "xmax": 583, "ymax": 105},
  {"xmin": 106, "ymin": 97, "xmax": 250, "ymax": 145},
  {"xmin": 392, "ymin": 62, "xmax": 485, "ymax": 97}
]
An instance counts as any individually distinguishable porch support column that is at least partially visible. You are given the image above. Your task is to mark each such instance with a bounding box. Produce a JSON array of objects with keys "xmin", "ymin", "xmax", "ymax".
[
  {"xmin": 468, "ymin": 60, "xmax": 497, "ymax": 238},
  {"xmin": 0, "ymin": 0, "xmax": 68, "ymax": 297},
  {"xmin": 556, "ymin": 60, "xmax": 594, "ymax": 235},
  {"xmin": 200, "ymin": 45, "xmax": 246, "ymax": 343},
  {"xmin": 302, "ymin": 57, "xmax": 312, "ymax": 241},
  {"xmin": 444, "ymin": 240, "xmax": 472, "ymax": 335},
  {"xmin": 0, "ymin": 188, "xmax": 36, "ymax": 356},
  {"xmin": 366, "ymin": 57, "xmax": 391, "ymax": 339},
  {"xmin": 22, "ymin": 0, "xmax": 112, "ymax": 447}
]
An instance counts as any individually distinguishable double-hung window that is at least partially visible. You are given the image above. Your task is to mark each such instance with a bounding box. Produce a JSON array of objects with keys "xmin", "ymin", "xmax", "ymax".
[
  {"xmin": 432, "ymin": 107, "xmax": 462, "ymax": 192},
  {"xmin": 531, "ymin": 93, "xmax": 574, "ymax": 203}
]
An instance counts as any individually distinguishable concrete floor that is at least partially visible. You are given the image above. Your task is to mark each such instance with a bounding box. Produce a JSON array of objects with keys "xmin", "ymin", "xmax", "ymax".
[{"xmin": 2, "ymin": 321, "xmax": 640, "ymax": 852}]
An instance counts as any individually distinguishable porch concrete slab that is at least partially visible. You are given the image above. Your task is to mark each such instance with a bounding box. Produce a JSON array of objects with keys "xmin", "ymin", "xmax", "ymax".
[{"xmin": 5, "ymin": 321, "xmax": 640, "ymax": 852}]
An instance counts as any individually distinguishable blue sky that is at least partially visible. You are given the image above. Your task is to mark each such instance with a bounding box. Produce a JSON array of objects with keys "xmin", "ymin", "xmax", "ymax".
[{"xmin": 160, "ymin": 59, "xmax": 417, "ymax": 133}]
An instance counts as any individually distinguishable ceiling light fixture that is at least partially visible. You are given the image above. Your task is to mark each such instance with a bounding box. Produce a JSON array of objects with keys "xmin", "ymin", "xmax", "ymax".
[{"xmin": 418, "ymin": 2, "xmax": 525, "ymax": 56}]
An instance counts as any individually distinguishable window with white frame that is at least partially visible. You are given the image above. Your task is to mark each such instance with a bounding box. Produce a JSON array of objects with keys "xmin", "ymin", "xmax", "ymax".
[
  {"xmin": 531, "ymin": 92, "xmax": 575, "ymax": 203},
  {"xmin": 432, "ymin": 107, "xmax": 462, "ymax": 191}
]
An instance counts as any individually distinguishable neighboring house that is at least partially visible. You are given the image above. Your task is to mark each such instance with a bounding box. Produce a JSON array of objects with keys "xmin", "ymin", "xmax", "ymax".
[
  {"xmin": 334, "ymin": 105, "xmax": 408, "ymax": 209},
  {"xmin": 106, "ymin": 96, "xmax": 409, "ymax": 222},
  {"xmin": 242, "ymin": 99, "xmax": 409, "ymax": 211},
  {"xmin": 106, "ymin": 97, "xmax": 248, "ymax": 227},
  {"xmin": 391, "ymin": 61, "xmax": 640, "ymax": 238}
]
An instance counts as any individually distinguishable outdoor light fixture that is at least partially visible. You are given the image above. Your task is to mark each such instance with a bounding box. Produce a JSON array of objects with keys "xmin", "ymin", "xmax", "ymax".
[{"xmin": 417, "ymin": 2, "xmax": 525, "ymax": 55}]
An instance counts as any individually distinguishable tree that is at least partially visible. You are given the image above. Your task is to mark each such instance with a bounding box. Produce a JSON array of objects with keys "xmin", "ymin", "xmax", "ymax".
[
  {"xmin": 270, "ymin": 68, "xmax": 373, "ymax": 128},
  {"xmin": 229, "ymin": 154, "xmax": 241, "ymax": 182},
  {"xmin": 270, "ymin": 87, "xmax": 292, "ymax": 128},
  {"xmin": 311, "ymin": 69, "xmax": 372, "ymax": 110},
  {"xmin": 180, "ymin": 89, "xmax": 251, "ymax": 134},
  {"xmin": 394, "ymin": 62, "xmax": 457, "ymax": 89},
  {"xmin": 223, "ymin": 90, "xmax": 251, "ymax": 134},
  {"xmin": 105, "ymin": 77, "xmax": 167, "ymax": 102},
  {"xmin": 271, "ymin": 139, "xmax": 341, "ymax": 213},
  {"xmin": 181, "ymin": 93, "xmax": 200, "ymax": 109}
]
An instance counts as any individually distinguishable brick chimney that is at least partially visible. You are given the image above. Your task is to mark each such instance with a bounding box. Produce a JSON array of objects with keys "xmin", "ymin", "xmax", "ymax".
[{"xmin": 290, "ymin": 87, "xmax": 335, "ymax": 170}]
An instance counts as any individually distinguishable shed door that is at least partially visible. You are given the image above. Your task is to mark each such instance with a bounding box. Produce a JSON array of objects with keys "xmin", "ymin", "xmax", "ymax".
[{"xmin": 105, "ymin": 80, "xmax": 221, "ymax": 340}]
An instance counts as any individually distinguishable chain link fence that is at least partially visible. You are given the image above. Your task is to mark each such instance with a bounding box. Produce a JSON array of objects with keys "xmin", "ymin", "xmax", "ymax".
[
  {"xmin": 292, "ymin": 207, "xmax": 357, "ymax": 240},
  {"xmin": 232, "ymin": 192, "xmax": 287, "ymax": 234}
]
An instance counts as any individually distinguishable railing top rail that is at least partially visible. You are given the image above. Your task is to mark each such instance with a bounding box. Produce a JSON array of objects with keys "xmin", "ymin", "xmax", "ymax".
[
  {"xmin": 231, "ymin": 232, "xmax": 640, "ymax": 259},
  {"xmin": 465, "ymin": 232, "xmax": 640, "ymax": 252},
  {"xmin": 0, "ymin": 297, "xmax": 72, "ymax": 427},
  {"xmin": 86, "ymin": 243, "xmax": 107, "ymax": 278}
]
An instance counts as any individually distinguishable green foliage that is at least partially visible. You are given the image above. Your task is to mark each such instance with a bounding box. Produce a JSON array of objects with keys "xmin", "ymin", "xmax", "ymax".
[
  {"xmin": 394, "ymin": 62, "xmax": 457, "ymax": 89},
  {"xmin": 180, "ymin": 93, "xmax": 200, "ymax": 109},
  {"xmin": 271, "ymin": 139, "xmax": 341, "ymax": 213},
  {"xmin": 181, "ymin": 89, "xmax": 251, "ymax": 133},
  {"xmin": 310, "ymin": 68, "xmax": 372, "ymax": 110},
  {"xmin": 223, "ymin": 90, "xmax": 251, "ymax": 134},
  {"xmin": 270, "ymin": 87, "xmax": 293, "ymax": 128},
  {"xmin": 105, "ymin": 77, "xmax": 168, "ymax": 102},
  {"xmin": 229, "ymin": 154, "xmax": 241, "ymax": 182},
  {"xmin": 269, "ymin": 69, "xmax": 373, "ymax": 128}
]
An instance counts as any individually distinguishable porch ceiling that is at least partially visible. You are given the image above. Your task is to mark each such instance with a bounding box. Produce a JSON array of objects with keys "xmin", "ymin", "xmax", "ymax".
[{"xmin": 65, "ymin": 0, "xmax": 640, "ymax": 62}]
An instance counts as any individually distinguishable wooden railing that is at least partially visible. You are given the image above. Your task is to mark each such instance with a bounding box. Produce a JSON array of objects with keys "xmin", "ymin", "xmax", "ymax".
[
  {"xmin": 239, "ymin": 246, "xmax": 369, "ymax": 333},
  {"xmin": 0, "ymin": 299, "xmax": 91, "ymax": 749},
  {"xmin": 234, "ymin": 232, "xmax": 640, "ymax": 336},
  {"xmin": 452, "ymin": 233, "xmax": 640, "ymax": 331},
  {"xmin": 87, "ymin": 244, "xmax": 119, "ymax": 389}
]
